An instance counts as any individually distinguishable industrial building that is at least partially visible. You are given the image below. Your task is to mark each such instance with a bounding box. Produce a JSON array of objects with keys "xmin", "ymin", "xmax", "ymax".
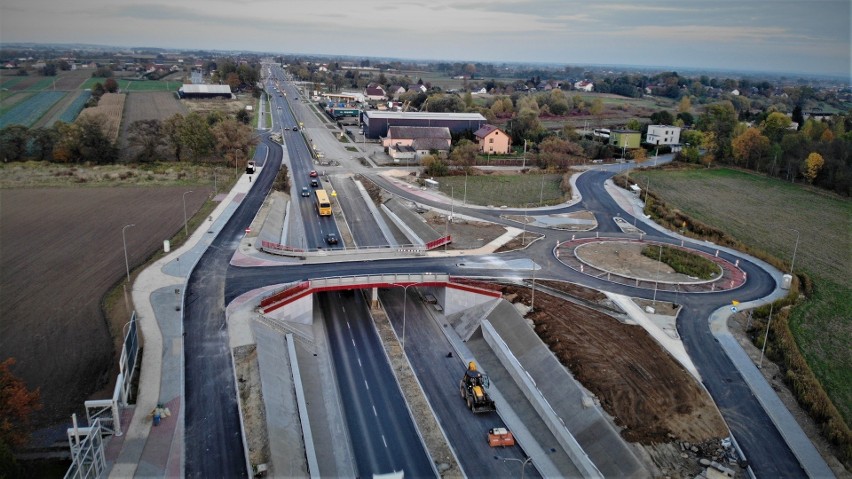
[
  {"xmin": 177, "ymin": 84, "xmax": 233, "ymax": 99},
  {"xmin": 362, "ymin": 111, "xmax": 487, "ymax": 139}
]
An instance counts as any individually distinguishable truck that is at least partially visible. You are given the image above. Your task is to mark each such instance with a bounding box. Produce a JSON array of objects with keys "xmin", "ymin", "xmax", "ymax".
[
  {"xmin": 487, "ymin": 427, "xmax": 515, "ymax": 447},
  {"xmin": 459, "ymin": 361, "xmax": 496, "ymax": 413}
]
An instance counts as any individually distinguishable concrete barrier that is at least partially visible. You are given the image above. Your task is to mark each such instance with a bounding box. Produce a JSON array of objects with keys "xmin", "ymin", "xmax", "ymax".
[
  {"xmin": 287, "ymin": 334, "xmax": 320, "ymax": 478},
  {"xmin": 482, "ymin": 320, "xmax": 603, "ymax": 479}
]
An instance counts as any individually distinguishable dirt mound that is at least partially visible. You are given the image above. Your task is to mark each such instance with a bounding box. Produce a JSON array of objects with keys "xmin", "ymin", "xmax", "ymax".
[{"xmin": 499, "ymin": 284, "xmax": 728, "ymax": 445}]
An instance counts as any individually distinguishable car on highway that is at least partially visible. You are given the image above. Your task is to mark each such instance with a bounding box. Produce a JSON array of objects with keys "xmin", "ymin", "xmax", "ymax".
[
  {"xmin": 293, "ymin": 126, "xmax": 299, "ymax": 131},
  {"xmin": 309, "ymin": 170, "xmax": 318, "ymax": 177},
  {"xmin": 325, "ymin": 233, "xmax": 338, "ymax": 245},
  {"xmin": 310, "ymin": 178, "xmax": 319, "ymax": 187},
  {"xmin": 301, "ymin": 186, "xmax": 310, "ymax": 197}
]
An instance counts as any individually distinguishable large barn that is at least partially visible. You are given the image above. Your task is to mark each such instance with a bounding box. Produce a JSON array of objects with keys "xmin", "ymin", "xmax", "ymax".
[
  {"xmin": 178, "ymin": 84, "xmax": 233, "ymax": 99},
  {"xmin": 362, "ymin": 111, "xmax": 487, "ymax": 139}
]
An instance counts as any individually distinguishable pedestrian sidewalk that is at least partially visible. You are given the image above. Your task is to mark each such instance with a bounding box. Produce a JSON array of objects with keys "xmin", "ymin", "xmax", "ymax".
[{"xmin": 107, "ymin": 172, "xmax": 257, "ymax": 478}]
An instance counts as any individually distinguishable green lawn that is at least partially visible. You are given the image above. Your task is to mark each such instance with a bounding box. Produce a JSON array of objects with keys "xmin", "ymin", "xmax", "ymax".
[
  {"xmin": 632, "ymin": 167, "xmax": 851, "ymax": 424},
  {"xmin": 435, "ymin": 173, "xmax": 565, "ymax": 208}
]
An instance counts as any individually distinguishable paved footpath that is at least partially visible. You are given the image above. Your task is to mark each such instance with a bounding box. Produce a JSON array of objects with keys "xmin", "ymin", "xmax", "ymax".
[{"xmin": 107, "ymin": 172, "xmax": 255, "ymax": 478}]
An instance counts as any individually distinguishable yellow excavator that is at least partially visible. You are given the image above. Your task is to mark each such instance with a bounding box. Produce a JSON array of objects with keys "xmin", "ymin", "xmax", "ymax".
[{"xmin": 459, "ymin": 361, "xmax": 496, "ymax": 413}]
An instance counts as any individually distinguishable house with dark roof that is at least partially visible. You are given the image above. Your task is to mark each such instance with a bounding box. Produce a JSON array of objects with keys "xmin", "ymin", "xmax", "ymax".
[
  {"xmin": 474, "ymin": 124, "xmax": 512, "ymax": 154},
  {"xmin": 365, "ymin": 83, "xmax": 387, "ymax": 101},
  {"xmin": 387, "ymin": 85, "xmax": 406, "ymax": 99},
  {"xmin": 383, "ymin": 126, "xmax": 452, "ymax": 161}
]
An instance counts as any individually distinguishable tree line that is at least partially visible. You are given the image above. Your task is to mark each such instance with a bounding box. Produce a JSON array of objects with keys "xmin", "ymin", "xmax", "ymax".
[{"xmin": 0, "ymin": 110, "xmax": 256, "ymax": 167}]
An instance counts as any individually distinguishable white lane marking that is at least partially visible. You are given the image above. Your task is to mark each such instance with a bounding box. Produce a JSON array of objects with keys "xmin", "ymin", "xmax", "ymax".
[
  {"xmin": 357, "ymin": 358, "xmax": 362, "ymax": 367},
  {"xmin": 351, "ymin": 338, "xmax": 356, "ymax": 347},
  {"xmin": 373, "ymin": 405, "xmax": 378, "ymax": 417},
  {"xmin": 346, "ymin": 321, "xmax": 351, "ymax": 330},
  {"xmin": 382, "ymin": 435, "xmax": 388, "ymax": 448},
  {"xmin": 364, "ymin": 380, "xmax": 370, "ymax": 390}
]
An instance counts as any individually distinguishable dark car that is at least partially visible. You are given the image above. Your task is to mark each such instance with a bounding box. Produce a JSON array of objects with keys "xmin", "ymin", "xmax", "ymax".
[
  {"xmin": 300, "ymin": 186, "xmax": 310, "ymax": 197},
  {"xmin": 310, "ymin": 178, "xmax": 319, "ymax": 187},
  {"xmin": 325, "ymin": 233, "xmax": 339, "ymax": 245}
]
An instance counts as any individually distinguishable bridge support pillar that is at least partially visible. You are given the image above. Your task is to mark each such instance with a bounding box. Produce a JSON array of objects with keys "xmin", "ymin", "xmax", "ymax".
[{"xmin": 371, "ymin": 287, "xmax": 379, "ymax": 308}]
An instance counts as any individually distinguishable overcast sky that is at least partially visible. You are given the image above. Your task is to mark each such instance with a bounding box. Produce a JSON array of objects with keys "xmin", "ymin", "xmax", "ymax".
[{"xmin": 1, "ymin": 0, "xmax": 849, "ymax": 78}]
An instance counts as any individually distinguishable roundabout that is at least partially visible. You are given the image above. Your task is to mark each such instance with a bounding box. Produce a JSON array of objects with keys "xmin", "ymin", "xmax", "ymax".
[{"xmin": 556, "ymin": 237, "xmax": 748, "ymax": 293}]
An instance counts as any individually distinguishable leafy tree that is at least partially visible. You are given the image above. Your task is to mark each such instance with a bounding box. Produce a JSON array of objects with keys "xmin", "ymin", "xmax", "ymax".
[
  {"xmin": 29, "ymin": 127, "xmax": 59, "ymax": 161},
  {"xmin": 179, "ymin": 112, "xmax": 215, "ymax": 161},
  {"xmin": 462, "ymin": 92, "xmax": 473, "ymax": 108},
  {"xmin": 421, "ymin": 155, "xmax": 448, "ymax": 176},
  {"xmin": 162, "ymin": 114, "xmax": 185, "ymax": 161},
  {"xmin": 127, "ymin": 120, "xmax": 164, "ymax": 162},
  {"xmin": 678, "ymin": 96, "xmax": 692, "ymax": 114},
  {"xmin": 0, "ymin": 358, "xmax": 41, "ymax": 450},
  {"xmin": 761, "ymin": 112, "xmax": 792, "ymax": 144},
  {"xmin": 732, "ymin": 128, "xmax": 770, "ymax": 169},
  {"xmin": 104, "ymin": 78, "xmax": 119, "ymax": 93},
  {"xmin": 696, "ymin": 101, "xmax": 737, "ymax": 163},
  {"xmin": 212, "ymin": 118, "xmax": 256, "ymax": 168},
  {"xmin": 537, "ymin": 136, "xmax": 583, "ymax": 169},
  {"xmin": 802, "ymin": 152, "xmax": 824, "ymax": 183},
  {"xmin": 626, "ymin": 119, "xmax": 642, "ymax": 131},
  {"xmin": 680, "ymin": 129, "xmax": 704, "ymax": 147},
  {"xmin": 236, "ymin": 109, "xmax": 252, "ymax": 125},
  {"xmin": 225, "ymin": 72, "xmax": 241, "ymax": 91},
  {"xmin": 41, "ymin": 63, "xmax": 57, "ymax": 76},
  {"xmin": 676, "ymin": 111, "xmax": 694, "ymax": 126},
  {"xmin": 450, "ymin": 139, "xmax": 479, "ymax": 171},
  {"xmin": 589, "ymin": 98, "xmax": 603, "ymax": 117},
  {"xmin": 93, "ymin": 66, "xmax": 113, "ymax": 78},
  {"xmin": 791, "ymin": 105, "xmax": 804, "ymax": 130},
  {"xmin": 76, "ymin": 114, "xmax": 118, "ymax": 164},
  {"xmin": 0, "ymin": 126, "xmax": 29, "ymax": 161},
  {"xmin": 650, "ymin": 110, "xmax": 674, "ymax": 125}
]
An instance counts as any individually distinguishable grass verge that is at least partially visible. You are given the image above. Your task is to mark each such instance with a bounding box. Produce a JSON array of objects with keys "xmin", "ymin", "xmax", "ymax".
[
  {"xmin": 641, "ymin": 244, "xmax": 719, "ymax": 280},
  {"xmin": 619, "ymin": 165, "xmax": 852, "ymax": 467},
  {"xmin": 435, "ymin": 171, "xmax": 570, "ymax": 207}
]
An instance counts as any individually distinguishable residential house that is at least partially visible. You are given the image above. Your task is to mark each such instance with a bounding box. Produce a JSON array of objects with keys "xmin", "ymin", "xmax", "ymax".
[
  {"xmin": 387, "ymin": 85, "xmax": 406, "ymax": 99},
  {"xmin": 383, "ymin": 126, "xmax": 451, "ymax": 161},
  {"xmin": 610, "ymin": 130, "xmax": 642, "ymax": 149},
  {"xmin": 408, "ymin": 84, "xmax": 427, "ymax": 93},
  {"xmin": 473, "ymin": 124, "xmax": 512, "ymax": 155},
  {"xmin": 365, "ymin": 83, "xmax": 387, "ymax": 101},
  {"xmin": 645, "ymin": 125, "xmax": 681, "ymax": 146},
  {"xmin": 574, "ymin": 80, "xmax": 594, "ymax": 92},
  {"xmin": 471, "ymin": 87, "xmax": 487, "ymax": 95}
]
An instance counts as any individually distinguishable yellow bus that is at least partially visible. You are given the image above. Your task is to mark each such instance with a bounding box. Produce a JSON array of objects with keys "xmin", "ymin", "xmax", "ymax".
[{"xmin": 315, "ymin": 189, "xmax": 332, "ymax": 216}]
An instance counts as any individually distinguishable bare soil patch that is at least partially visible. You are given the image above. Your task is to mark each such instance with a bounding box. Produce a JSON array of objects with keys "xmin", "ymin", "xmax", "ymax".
[
  {"xmin": 576, "ymin": 240, "xmax": 713, "ymax": 283},
  {"xmin": 423, "ymin": 211, "xmax": 505, "ymax": 250},
  {"xmin": 234, "ymin": 345, "xmax": 270, "ymax": 469},
  {"xmin": 499, "ymin": 284, "xmax": 727, "ymax": 443},
  {"xmin": 0, "ymin": 186, "xmax": 210, "ymax": 427},
  {"xmin": 181, "ymin": 94, "xmax": 255, "ymax": 117}
]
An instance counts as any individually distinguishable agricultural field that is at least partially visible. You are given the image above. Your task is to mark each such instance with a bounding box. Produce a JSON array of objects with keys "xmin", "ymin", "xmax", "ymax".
[
  {"xmin": 119, "ymin": 91, "xmax": 187, "ymax": 158},
  {"xmin": 631, "ymin": 167, "xmax": 852, "ymax": 425},
  {"xmin": 0, "ymin": 75, "xmax": 26, "ymax": 90},
  {"xmin": 0, "ymin": 184, "xmax": 212, "ymax": 427},
  {"xmin": 0, "ymin": 92, "xmax": 33, "ymax": 115},
  {"xmin": 56, "ymin": 91, "xmax": 92, "ymax": 124},
  {"xmin": 435, "ymin": 172, "xmax": 567, "ymax": 207},
  {"xmin": 78, "ymin": 92, "xmax": 126, "ymax": 141},
  {"xmin": 79, "ymin": 77, "xmax": 182, "ymax": 92},
  {"xmin": 0, "ymin": 90, "xmax": 66, "ymax": 128}
]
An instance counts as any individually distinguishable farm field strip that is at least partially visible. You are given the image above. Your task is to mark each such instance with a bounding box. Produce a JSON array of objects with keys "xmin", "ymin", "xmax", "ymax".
[
  {"xmin": 57, "ymin": 91, "xmax": 93, "ymax": 124},
  {"xmin": 79, "ymin": 93, "xmax": 125, "ymax": 141},
  {"xmin": 0, "ymin": 90, "xmax": 66, "ymax": 128},
  {"xmin": 0, "ymin": 92, "xmax": 34, "ymax": 115},
  {"xmin": 0, "ymin": 76, "xmax": 26, "ymax": 89}
]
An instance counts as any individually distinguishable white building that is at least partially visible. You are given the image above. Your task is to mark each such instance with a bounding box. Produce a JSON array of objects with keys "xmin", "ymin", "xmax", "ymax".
[
  {"xmin": 645, "ymin": 125, "xmax": 681, "ymax": 145},
  {"xmin": 574, "ymin": 80, "xmax": 594, "ymax": 92}
]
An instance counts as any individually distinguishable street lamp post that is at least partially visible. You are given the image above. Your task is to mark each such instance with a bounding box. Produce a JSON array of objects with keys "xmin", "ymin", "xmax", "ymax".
[
  {"xmin": 495, "ymin": 455, "xmax": 533, "ymax": 479},
  {"xmin": 122, "ymin": 224, "xmax": 135, "ymax": 283},
  {"xmin": 182, "ymin": 190, "xmax": 194, "ymax": 236},
  {"xmin": 788, "ymin": 228, "xmax": 800, "ymax": 277},
  {"xmin": 389, "ymin": 283, "xmax": 421, "ymax": 351},
  {"xmin": 463, "ymin": 170, "xmax": 468, "ymax": 206},
  {"xmin": 758, "ymin": 302, "xmax": 775, "ymax": 369}
]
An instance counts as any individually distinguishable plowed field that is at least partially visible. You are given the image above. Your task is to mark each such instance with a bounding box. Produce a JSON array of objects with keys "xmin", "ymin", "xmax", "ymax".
[{"xmin": 0, "ymin": 187, "xmax": 210, "ymax": 426}]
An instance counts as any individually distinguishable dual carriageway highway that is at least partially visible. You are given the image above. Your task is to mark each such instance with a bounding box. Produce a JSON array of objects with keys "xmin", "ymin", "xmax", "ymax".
[{"xmin": 181, "ymin": 64, "xmax": 814, "ymax": 477}]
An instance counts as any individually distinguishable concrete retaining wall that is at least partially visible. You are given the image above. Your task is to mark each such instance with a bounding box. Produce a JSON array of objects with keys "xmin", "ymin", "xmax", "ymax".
[{"xmin": 482, "ymin": 320, "xmax": 603, "ymax": 479}]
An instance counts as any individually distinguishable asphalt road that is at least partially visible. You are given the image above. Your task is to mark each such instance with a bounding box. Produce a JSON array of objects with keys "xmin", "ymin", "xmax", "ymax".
[
  {"xmin": 185, "ymin": 66, "xmax": 808, "ymax": 477},
  {"xmin": 320, "ymin": 290, "xmax": 435, "ymax": 478},
  {"xmin": 184, "ymin": 135, "xmax": 279, "ymax": 478},
  {"xmin": 379, "ymin": 287, "xmax": 542, "ymax": 478}
]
